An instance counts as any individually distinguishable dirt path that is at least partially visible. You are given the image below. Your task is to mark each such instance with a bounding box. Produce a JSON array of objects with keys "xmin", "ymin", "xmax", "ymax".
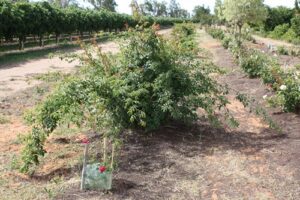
[
  {"xmin": 245, "ymin": 40, "xmax": 300, "ymax": 69},
  {"xmin": 253, "ymin": 35, "xmax": 295, "ymax": 47},
  {"xmin": 0, "ymin": 41, "xmax": 119, "ymax": 98}
]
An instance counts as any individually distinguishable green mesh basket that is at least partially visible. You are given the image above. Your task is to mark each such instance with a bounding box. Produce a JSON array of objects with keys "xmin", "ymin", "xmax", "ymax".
[{"xmin": 82, "ymin": 163, "xmax": 112, "ymax": 190}]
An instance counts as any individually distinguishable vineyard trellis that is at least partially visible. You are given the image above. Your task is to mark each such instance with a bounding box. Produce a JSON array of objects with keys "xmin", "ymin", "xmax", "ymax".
[{"xmin": 0, "ymin": 0, "xmax": 189, "ymax": 50}]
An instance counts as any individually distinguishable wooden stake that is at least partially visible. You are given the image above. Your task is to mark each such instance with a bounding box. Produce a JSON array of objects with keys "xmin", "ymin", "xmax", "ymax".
[
  {"xmin": 111, "ymin": 144, "xmax": 115, "ymax": 169},
  {"xmin": 80, "ymin": 143, "xmax": 89, "ymax": 190},
  {"xmin": 103, "ymin": 137, "xmax": 107, "ymax": 163}
]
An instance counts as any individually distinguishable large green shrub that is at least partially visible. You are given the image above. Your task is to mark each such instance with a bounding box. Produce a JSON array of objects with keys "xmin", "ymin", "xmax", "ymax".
[
  {"xmin": 281, "ymin": 28, "xmax": 298, "ymax": 43},
  {"xmin": 20, "ymin": 26, "xmax": 233, "ymax": 172},
  {"xmin": 291, "ymin": 16, "xmax": 300, "ymax": 36},
  {"xmin": 268, "ymin": 23, "xmax": 290, "ymax": 39}
]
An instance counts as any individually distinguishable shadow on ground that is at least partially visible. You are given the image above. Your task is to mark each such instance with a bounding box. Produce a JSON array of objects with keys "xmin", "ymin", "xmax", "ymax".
[{"xmin": 55, "ymin": 119, "xmax": 292, "ymax": 200}]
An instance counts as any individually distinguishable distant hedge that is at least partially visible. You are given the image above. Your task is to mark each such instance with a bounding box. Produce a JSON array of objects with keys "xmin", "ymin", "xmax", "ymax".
[{"xmin": 0, "ymin": 0, "xmax": 189, "ymax": 49}]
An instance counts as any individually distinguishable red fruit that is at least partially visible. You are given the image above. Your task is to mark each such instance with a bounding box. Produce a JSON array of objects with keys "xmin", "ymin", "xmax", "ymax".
[
  {"xmin": 99, "ymin": 166, "xmax": 106, "ymax": 173},
  {"xmin": 81, "ymin": 138, "xmax": 90, "ymax": 144}
]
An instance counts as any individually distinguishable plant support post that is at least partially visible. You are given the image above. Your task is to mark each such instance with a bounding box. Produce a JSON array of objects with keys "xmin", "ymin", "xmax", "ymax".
[{"xmin": 80, "ymin": 143, "xmax": 89, "ymax": 190}]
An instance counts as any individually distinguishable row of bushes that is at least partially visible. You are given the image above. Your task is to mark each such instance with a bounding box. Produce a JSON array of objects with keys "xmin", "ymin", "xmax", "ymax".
[
  {"xmin": 0, "ymin": 0, "xmax": 189, "ymax": 49},
  {"xmin": 207, "ymin": 27, "xmax": 300, "ymax": 113},
  {"xmin": 206, "ymin": 27, "xmax": 225, "ymax": 40},
  {"xmin": 276, "ymin": 45, "xmax": 300, "ymax": 57}
]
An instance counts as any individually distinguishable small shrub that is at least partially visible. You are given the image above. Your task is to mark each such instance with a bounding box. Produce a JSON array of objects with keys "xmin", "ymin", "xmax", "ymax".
[
  {"xmin": 271, "ymin": 72, "xmax": 300, "ymax": 112},
  {"xmin": 222, "ymin": 36, "xmax": 232, "ymax": 49},
  {"xmin": 281, "ymin": 28, "xmax": 298, "ymax": 43},
  {"xmin": 277, "ymin": 46, "xmax": 288, "ymax": 55},
  {"xmin": 0, "ymin": 114, "xmax": 10, "ymax": 124},
  {"xmin": 239, "ymin": 49, "xmax": 269, "ymax": 78},
  {"xmin": 260, "ymin": 63, "xmax": 283, "ymax": 86},
  {"xmin": 228, "ymin": 38, "xmax": 241, "ymax": 58},
  {"xmin": 172, "ymin": 23, "xmax": 195, "ymax": 37},
  {"xmin": 207, "ymin": 27, "xmax": 225, "ymax": 40},
  {"xmin": 172, "ymin": 23, "xmax": 198, "ymax": 56}
]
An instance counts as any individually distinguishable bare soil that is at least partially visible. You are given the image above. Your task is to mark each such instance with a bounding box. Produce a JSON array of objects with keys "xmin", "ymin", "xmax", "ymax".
[
  {"xmin": 253, "ymin": 35, "xmax": 294, "ymax": 47},
  {"xmin": 246, "ymin": 40, "xmax": 300, "ymax": 68},
  {"xmin": 0, "ymin": 41, "xmax": 119, "ymax": 98},
  {"xmin": 0, "ymin": 29, "xmax": 299, "ymax": 200}
]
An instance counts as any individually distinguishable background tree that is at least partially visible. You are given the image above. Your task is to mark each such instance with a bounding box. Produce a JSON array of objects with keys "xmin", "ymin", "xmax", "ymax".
[
  {"xmin": 86, "ymin": 0, "xmax": 117, "ymax": 11},
  {"xmin": 0, "ymin": 0, "xmax": 15, "ymax": 43},
  {"xmin": 223, "ymin": 0, "xmax": 267, "ymax": 35},
  {"xmin": 169, "ymin": 0, "xmax": 179, "ymax": 17},
  {"xmin": 48, "ymin": 0, "xmax": 77, "ymax": 8},
  {"xmin": 296, "ymin": 0, "xmax": 300, "ymax": 14},
  {"xmin": 176, "ymin": 8, "xmax": 189, "ymax": 18},
  {"xmin": 214, "ymin": 0, "xmax": 225, "ymax": 24},
  {"xmin": 168, "ymin": 0, "xmax": 189, "ymax": 18},
  {"xmin": 140, "ymin": 0, "xmax": 168, "ymax": 17},
  {"xmin": 193, "ymin": 5, "xmax": 213, "ymax": 25},
  {"xmin": 130, "ymin": 0, "xmax": 142, "ymax": 20},
  {"xmin": 264, "ymin": 6, "xmax": 294, "ymax": 31},
  {"xmin": 14, "ymin": 2, "xmax": 36, "ymax": 50},
  {"xmin": 102, "ymin": 0, "xmax": 117, "ymax": 12}
]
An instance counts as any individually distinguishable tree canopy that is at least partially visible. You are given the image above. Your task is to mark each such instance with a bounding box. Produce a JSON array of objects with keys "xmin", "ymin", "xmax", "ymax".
[
  {"xmin": 223, "ymin": 0, "xmax": 267, "ymax": 31},
  {"xmin": 139, "ymin": 0, "xmax": 189, "ymax": 18},
  {"xmin": 193, "ymin": 5, "xmax": 213, "ymax": 25},
  {"xmin": 86, "ymin": 0, "xmax": 117, "ymax": 11},
  {"xmin": 264, "ymin": 6, "xmax": 294, "ymax": 31}
]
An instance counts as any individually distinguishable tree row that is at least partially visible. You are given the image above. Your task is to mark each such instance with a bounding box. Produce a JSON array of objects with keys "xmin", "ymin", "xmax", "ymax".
[{"xmin": 0, "ymin": 0, "xmax": 188, "ymax": 50}]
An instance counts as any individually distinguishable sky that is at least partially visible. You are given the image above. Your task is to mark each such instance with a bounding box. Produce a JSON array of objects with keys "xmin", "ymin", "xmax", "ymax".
[{"xmin": 100, "ymin": 0, "xmax": 296, "ymax": 14}]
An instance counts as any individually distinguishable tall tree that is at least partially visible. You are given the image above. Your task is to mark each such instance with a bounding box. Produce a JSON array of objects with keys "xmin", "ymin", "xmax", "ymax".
[
  {"xmin": 214, "ymin": 0, "xmax": 221, "ymax": 17},
  {"xmin": 48, "ymin": 0, "xmax": 77, "ymax": 8},
  {"xmin": 214, "ymin": 0, "xmax": 224, "ymax": 22},
  {"xmin": 87, "ymin": 0, "xmax": 117, "ymax": 11},
  {"xmin": 264, "ymin": 6, "xmax": 294, "ymax": 31},
  {"xmin": 140, "ymin": 0, "xmax": 168, "ymax": 17},
  {"xmin": 102, "ymin": 0, "xmax": 117, "ymax": 12},
  {"xmin": 223, "ymin": 0, "xmax": 267, "ymax": 34},
  {"xmin": 130, "ymin": 0, "xmax": 142, "ymax": 20},
  {"xmin": 169, "ymin": 0, "xmax": 179, "ymax": 17},
  {"xmin": 168, "ymin": 0, "xmax": 189, "ymax": 18},
  {"xmin": 296, "ymin": 0, "xmax": 300, "ymax": 13},
  {"xmin": 193, "ymin": 5, "xmax": 213, "ymax": 25}
]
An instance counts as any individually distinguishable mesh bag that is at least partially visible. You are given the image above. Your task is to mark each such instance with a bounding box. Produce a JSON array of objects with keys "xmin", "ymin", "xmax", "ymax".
[{"xmin": 82, "ymin": 163, "xmax": 112, "ymax": 190}]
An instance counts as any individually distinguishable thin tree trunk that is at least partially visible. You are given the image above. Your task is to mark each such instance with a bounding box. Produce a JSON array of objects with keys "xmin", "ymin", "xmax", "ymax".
[
  {"xmin": 19, "ymin": 36, "xmax": 24, "ymax": 50},
  {"xmin": 55, "ymin": 33, "xmax": 60, "ymax": 44},
  {"xmin": 39, "ymin": 35, "xmax": 44, "ymax": 47}
]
